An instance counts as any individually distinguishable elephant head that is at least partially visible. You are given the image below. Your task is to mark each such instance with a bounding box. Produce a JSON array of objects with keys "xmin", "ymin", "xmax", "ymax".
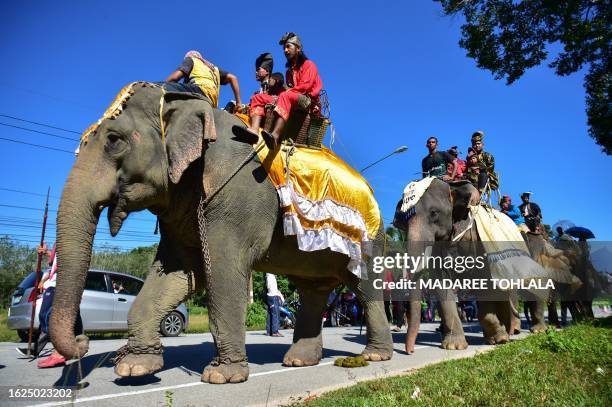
[
  {"xmin": 393, "ymin": 178, "xmax": 479, "ymax": 250},
  {"xmin": 50, "ymin": 83, "xmax": 216, "ymax": 359}
]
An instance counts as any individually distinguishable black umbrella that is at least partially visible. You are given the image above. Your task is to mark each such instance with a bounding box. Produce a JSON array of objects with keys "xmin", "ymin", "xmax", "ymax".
[{"xmin": 565, "ymin": 226, "xmax": 595, "ymax": 240}]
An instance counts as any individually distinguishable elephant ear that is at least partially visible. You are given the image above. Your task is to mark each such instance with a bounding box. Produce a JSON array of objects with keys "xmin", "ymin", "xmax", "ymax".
[{"xmin": 162, "ymin": 92, "xmax": 217, "ymax": 184}]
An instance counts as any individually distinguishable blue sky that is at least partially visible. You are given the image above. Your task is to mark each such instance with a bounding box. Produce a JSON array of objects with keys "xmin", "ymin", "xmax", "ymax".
[{"xmin": 1, "ymin": 1, "xmax": 610, "ymax": 251}]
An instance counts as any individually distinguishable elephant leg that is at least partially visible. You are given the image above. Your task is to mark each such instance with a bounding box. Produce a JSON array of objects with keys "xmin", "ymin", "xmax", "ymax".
[
  {"xmin": 567, "ymin": 301, "xmax": 582, "ymax": 323},
  {"xmin": 478, "ymin": 301, "xmax": 509, "ymax": 345},
  {"xmin": 436, "ymin": 289, "xmax": 468, "ymax": 350},
  {"xmin": 346, "ymin": 276, "xmax": 393, "ymax": 361},
  {"xmin": 548, "ymin": 300, "xmax": 560, "ymax": 328},
  {"xmin": 509, "ymin": 293, "xmax": 521, "ymax": 334},
  {"xmin": 201, "ymin": 235, "xmax": 250, "ymax": 384},
  {"xmin": 405, "ymin": 300, "xmax": 421, "ymax": 354},
  {"xmin": 496, "ymin": 300, "xmax": 513, "ymax": 336},
  {"xmin": 529, "ymin": 301, "xmax": 547, "ymax": 333},
  {"xmin": 581, "ymin": 301, "xmax": 594, "ymax": 319},
  {"xmin": 282, "ymin": 278, "xmax": 335, "ymax": 367},
  {"xmin": 115, "ymin": 242, "xmax": 195, "ymax": 377},
  {"xmin": 404, "ymin": 286, "xmax": 421, "ymax": 354}
]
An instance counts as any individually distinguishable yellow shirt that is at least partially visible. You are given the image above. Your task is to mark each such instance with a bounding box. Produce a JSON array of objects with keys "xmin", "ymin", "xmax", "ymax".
[{"xmin": 188, "ymin": 57, "xmax": 221, "ymax": 107}]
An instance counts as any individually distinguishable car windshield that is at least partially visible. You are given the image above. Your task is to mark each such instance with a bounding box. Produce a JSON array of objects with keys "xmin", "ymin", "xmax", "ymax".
[{"xmin": 18, "ymin": 271, "xmax": 38, "ymax": 289}]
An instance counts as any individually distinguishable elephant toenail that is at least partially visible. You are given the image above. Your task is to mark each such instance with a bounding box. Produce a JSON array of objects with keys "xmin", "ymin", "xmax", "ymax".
[
  {"xmin": 209, "ymin": 371, "xmax": 227, "ymax": 384},
  {"xmin": 229, "ymin": 374, "xmax": 246, "ymax": 383}
]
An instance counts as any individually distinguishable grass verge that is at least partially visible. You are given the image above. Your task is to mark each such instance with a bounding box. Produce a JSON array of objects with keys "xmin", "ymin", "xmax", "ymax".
[{"xmin": 297, "ymin": 318, "xmax": 612, "ymax": 407}]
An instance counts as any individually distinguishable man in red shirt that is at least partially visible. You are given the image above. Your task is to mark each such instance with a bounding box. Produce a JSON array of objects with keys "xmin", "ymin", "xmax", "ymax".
[{"xmin": 247, "ymin": 32, "xmax": 323, "ymax": 150}]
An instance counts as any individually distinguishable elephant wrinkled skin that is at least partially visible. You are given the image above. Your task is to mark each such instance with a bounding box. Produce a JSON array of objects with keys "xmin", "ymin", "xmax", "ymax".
[{"xmin": 50, "ymin": 84, "xmax": 392, "ymax": 383}]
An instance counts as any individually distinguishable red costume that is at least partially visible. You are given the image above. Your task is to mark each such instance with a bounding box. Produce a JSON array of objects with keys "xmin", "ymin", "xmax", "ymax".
[{"xmin": 250, "ymin": 60, "xmax": 323, "ymax": 120}]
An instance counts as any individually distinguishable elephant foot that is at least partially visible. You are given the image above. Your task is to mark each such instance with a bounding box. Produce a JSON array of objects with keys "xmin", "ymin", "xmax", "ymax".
[
  {"xmin": 484, "ymin": 332, "xmax": 509, "ymax": 345},
  {"xmin": 529, "ymin": 323, "xmax": 547, "ymax": 334},
  {"xmin": 283, "ymin": 338, "xmax": 322, "ymax": 367},
  {"xmin": 361, "ymin": 345, "xmax": 393, "ymax": 362},
  {"xmin": 114, "ymin": 353, "xmax": 164, "ymax": 377},
  {"xmin": 202, "ymin": 358, "xmax": 249, "ymax": 384},
  {"xmin": 405, "ymin": 334, "xmax": 417, "ymax": 354},
  {"xmin": 441, "ymin": 333, "xmax": 468, "ymax": 350}
]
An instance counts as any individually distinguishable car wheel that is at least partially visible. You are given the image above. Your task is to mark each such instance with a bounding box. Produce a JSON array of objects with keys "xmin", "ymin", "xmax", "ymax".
[
  {"xmin": 17, "ymin": 330, "xmax": 39, "ymax": 343},
  {"xmin": 160, "ymin": 312, "xmax": 184, "ymax": 337}
]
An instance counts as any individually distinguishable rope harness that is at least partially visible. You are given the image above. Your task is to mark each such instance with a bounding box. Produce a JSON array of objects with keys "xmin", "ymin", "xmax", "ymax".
[{"xmin": 452, "ymin": 211, "xmax": 474, "ymax": 242}]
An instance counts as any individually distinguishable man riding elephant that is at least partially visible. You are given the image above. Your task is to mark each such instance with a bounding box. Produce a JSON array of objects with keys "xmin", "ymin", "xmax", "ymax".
[
  {"xmin": 165, "ymin": 50, "xmax": 242, "ymax": 109},
  {"xmin": 246, "ymin": 32, "xmax": 323, "ymax": 150}
]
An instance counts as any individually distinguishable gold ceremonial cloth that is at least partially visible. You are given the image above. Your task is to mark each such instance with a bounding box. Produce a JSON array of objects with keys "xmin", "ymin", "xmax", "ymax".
[{"xmin": 251, "ymin": 132, "xmax": 382, "ymax": 244}]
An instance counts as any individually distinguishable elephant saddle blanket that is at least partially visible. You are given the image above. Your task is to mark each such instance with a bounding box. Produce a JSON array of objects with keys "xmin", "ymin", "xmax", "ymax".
[
  {"xmin": 392, "ymin": 177, "xmax": 436, "ymax": 229},
  {"xmin": 254, "ymin": 136, "xmax": 382, "ymax": 278},
  {"xmin": 471, "ymin": 205, "xmax": 578, "ymax": 296}
]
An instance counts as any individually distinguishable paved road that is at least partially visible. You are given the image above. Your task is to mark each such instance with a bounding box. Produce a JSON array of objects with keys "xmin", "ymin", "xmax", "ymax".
[{"xmin": 0, "ymin": 321, "xmax": 531, "ymax": 407}]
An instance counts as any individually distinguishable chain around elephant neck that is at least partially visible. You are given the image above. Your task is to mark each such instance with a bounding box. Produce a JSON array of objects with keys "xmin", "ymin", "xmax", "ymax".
[
  {"xmin": 196, "ymin": 141, "xmax": 265, "ymax": 277},
  {"xmin": 197, "ymin": 194, "xmax": 212, "ymax": 279}
]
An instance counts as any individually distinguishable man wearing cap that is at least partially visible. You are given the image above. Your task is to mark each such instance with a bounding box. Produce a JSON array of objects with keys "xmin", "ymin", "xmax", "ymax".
[
  {"xmin": 246, "ymin": 32, "xmax": 324, "ymax": 150},
  {"xmin": 165, "ymin": 50, "xmax": 242, "ymax": 109},
  {"xmin": 470, "ymin": 131, "xmax": 498, "ymax": 191},
  {"xmin": 421, "ymin": 136, "xmax": 455, "ymax": 179},
  {"xmin": 254, "ymin": 53, "xmax": 274, "ymax": 95},
  {"xmin": 250, "ymin": 53, "xmax": 285, "ymax": 106},
  {"xmin": 518, "ymin": 192, "xmax": 542, "ymax": 231},
  {"xmin": 446, "ymin": 146, "xmax": 465, "ymax": 181}
]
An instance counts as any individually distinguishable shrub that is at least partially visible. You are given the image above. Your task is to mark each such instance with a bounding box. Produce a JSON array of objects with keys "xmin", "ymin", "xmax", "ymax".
[{"xmin": 246, "ymin": 301, "xmax": 267, "ymax": 328}]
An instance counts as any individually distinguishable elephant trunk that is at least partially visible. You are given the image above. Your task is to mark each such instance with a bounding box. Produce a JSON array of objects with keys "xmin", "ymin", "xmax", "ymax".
[
  {"xmin": 50, "ymin": 162, "xmax": 108, "ymax": 359},
  {"xmin": 404, "ymin": 211, "xmax": 433, "ymax": 353}
]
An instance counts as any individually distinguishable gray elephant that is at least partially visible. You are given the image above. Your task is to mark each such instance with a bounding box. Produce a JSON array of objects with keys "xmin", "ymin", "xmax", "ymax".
[
  {"xmin": 394, "ymin": 179, "xmax": 517, "ymax": 353},
  {"xmin": 49, "ymin": 83, "xmax": 393, "ymax": 384}
]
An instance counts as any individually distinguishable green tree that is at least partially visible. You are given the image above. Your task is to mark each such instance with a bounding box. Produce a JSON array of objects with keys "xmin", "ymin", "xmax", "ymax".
[
  {"xmin": 0, "ymin": 237, "xmax": 38, "ymax": 307},
  {"xmin": 385, "ymin": 226, "xmax": 406, "ymax": 242},
  {"xmin": 90, "ymin": 244, "xmax": 158, "ymax": 278},
  {"xmin": 436, "ymin": 0, "xmax": 611, "ymax": 154}
]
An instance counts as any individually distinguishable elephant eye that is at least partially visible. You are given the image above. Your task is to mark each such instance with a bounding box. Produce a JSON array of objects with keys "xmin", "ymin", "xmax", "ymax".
[{"xmin": 105, "ymin": 132, "xmax": 128, "ymax": 155}]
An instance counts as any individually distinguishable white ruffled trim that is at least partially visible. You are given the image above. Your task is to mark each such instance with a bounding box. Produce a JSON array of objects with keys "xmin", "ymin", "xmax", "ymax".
[
  {"xmin": 277, "ymin": 184, "xmax": 369, "ymax": 238},
  {"xmin": 283, "ymin": 213, "xmax": 368, "ymax": 278}
]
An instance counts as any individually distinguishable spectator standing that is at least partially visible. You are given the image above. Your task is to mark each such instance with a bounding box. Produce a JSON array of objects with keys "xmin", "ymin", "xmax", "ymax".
[
  {"xmin": 17, "ymin": 242, "xmax": 84, "ymax": 368},
  {"xmin": 265, "ymin": 273, "xmax": 284, "ymax": 337}
]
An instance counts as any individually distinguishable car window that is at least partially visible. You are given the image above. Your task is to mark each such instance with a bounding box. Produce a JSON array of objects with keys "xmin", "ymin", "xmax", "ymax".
[
  {"xmin": 109, "ymin": 275, "xmax": 143, "ymax": 296},
  {"xmin": 85, "ymin": 272, "xmax": 108, "ymax": 292}
]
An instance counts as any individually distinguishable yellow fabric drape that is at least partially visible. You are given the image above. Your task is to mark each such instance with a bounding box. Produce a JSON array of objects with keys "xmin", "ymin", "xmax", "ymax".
[
  {"xmin": 257, "ymin": 142, "xmax": 382, "ymax": 242},
  {"xmin": 189, "ymin": 57, "xmax": 221, "ymax": 108}
]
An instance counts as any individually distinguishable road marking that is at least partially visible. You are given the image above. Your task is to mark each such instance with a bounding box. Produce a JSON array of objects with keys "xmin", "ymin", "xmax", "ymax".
[{"xmin": 29, "ymin": 346, "xmax": 428, "ymax": 406}]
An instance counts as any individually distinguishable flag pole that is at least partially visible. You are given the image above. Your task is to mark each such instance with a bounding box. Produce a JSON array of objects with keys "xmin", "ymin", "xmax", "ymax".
[{"xmin": 27, "ymin": 187, "xmax": 50, "ymax": 356}]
